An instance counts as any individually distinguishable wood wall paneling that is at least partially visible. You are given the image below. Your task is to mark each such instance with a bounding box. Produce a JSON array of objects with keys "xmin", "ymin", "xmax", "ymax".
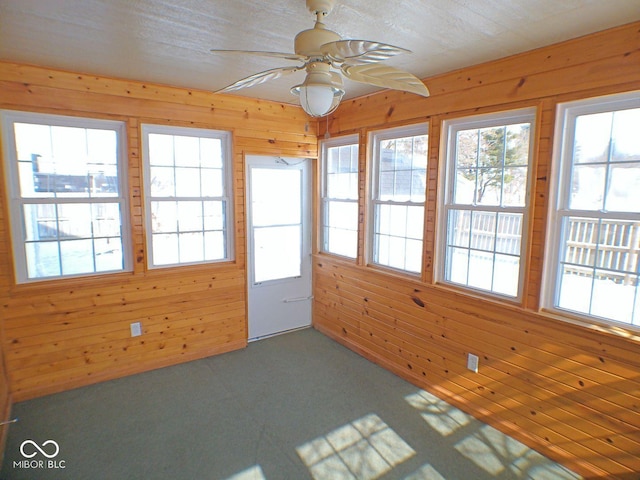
[
  {"xmin": 0, "ymin": 20, "xmax": 638, "ymax": 480},
  {"xmin": 0, "ymin": 62, "xmax": 318, "ymax": 402},
  {"xmin": 0, "ymin": 320, "xmax": 10, "ymax": 460},
  {"xmin": 314, "ymin": 21, "xmax": 640, "ymax": 479}
]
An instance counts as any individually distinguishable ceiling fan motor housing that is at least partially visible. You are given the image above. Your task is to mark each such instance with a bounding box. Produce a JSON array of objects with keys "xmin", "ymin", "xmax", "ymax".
[{"xmin": 294, "ymin": 25, "xmax": 341, "ymax": 58}]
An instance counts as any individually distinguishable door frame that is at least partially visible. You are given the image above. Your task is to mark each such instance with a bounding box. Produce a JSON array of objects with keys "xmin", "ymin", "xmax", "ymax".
[{"xmin": 244, "ymin": 154, "xmax": 314, "ymax": 341}]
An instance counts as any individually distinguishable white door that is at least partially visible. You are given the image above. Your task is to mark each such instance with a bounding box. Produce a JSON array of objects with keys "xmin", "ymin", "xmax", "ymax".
[{"xmin": 246, "ymin": 155, "xmax": 312, "ymax": 341}]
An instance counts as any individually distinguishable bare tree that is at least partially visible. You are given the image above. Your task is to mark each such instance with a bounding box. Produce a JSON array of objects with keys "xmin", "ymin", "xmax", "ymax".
[{"xmin": 457, "ymin": 125, "xmax": 530, "ymax": 204}]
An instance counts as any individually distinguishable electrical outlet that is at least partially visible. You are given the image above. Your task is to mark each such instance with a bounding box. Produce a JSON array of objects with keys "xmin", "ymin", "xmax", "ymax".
[
  {"xmin": 467, "ymin": 353, "xmax": 479, "ymax": 373},
  {"xmin": 130, "ymin": 322, "xmax": 142, "ymax": 337}
]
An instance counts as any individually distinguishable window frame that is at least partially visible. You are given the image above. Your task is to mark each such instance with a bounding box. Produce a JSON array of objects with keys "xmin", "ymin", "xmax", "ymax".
[
  {"xmin": 141, "ymin": 123, "xmax": 234, "ymax": 269},
  {"xmin": 544, "ymin": 90, "xmax": 640, "ymax": 328},
  {"xmin": 368, "ymin": 123, "xmax": 429, "ymax": 275},
  {"xmin": 1, "ymin": 110, "xmax": 131, "ymax": 284},
  {"xmin": 437, "ymin": 108, "xmax": 536, "ymax": 301},
  {"xmin": 319, "ymin": 134, "xmax": 359, "ymax": 259}
]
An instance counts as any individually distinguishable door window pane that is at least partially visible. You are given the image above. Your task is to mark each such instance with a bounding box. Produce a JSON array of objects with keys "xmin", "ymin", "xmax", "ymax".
[
  {"xmin": 254, "ymin": 225, "xmax": 301, "ymax": 283},
  {"xmin": 251, "ymin": 166, "xmax": 303, "ymax": 284},
  {"xmin": 252, "ymin": 168, "xmax": 301, "ymax": 227}
]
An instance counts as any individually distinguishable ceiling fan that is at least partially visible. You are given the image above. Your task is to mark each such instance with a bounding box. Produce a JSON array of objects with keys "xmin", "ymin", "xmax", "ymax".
[{"xmin": 212, "ymin": 0, "xmax": 430, "ymax": 117}]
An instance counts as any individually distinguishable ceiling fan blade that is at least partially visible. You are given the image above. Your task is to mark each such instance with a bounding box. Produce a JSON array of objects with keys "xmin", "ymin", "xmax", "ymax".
[
  {"xmin": 322, "ymin": 40, "xmax": 409, "ymax": 65},
  {"xmin": 217, "ymin": 66, "xmax": 302, "ymax": 93},
  {"xmin": 329, "ymin": 71, "xmax": 343, "ymax": 87},
  {"xmin": 342, "ymin": 64, "xmax": 429, "ymax": 97},
  {"xmin": 210, "ymin": 49, "xmax": 307, "ymax": 62}
]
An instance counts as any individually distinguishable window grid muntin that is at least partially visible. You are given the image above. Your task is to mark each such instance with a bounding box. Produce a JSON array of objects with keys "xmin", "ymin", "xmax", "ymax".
[
  {"xmin": 441, "ymin": 110, "xmax": 535, "ymax": 299},
  {"xmin": 320, "ymin": 136, "xmax": 359, "ymax": 258},
  {"xmin": 453, "ymin": 123, "xmax": 530, "ymax": 207},
  {"xmin": 556, "ymin": 216, "xmax": 639, "ymax": 324},
  {"xmin": 372, "ymin": 202, "xmax": 424, "ymax": 273},
  {"xmin": 445, "ymin": 206, "xmax": 523, "ymax": 296},
  {"xmin": 376, "ymin": 135, "xmax": 427, "ymax": 203},
  {"xmin": 142, "ymin": 125, "xmax": 232, "ymax": 268},
  {"xmin": 550, "ymin": 93, "xmax": 640, "ymax": 327},
  {"xmin": 13, "ymin": 122, "xmax": 120, "ymax": 200},
  {"xmin": 568, "ymin": 109, "xmax": 640, "ymax": 214},
  {"xmin": 322, "ymin": 199, "xmax": 358, "ymax": 258},
  {"xmin": 370, "ymin": 124, "xmax": 428, "ymax": 274},
  {"xmin": 20, "ymin": 198, "xmax": 127, "ymax": 278},
  {"xmin": 2, "ymin": 111, "xmax": 129, "ymax": 283}
]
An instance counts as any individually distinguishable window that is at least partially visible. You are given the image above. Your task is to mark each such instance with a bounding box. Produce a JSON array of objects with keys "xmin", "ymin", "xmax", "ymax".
[
  {"xmin": 320, "ymin": 135, "xmax": 359, "ymax": 258},
  {"xmin": 1, "ymin": 111, "xmax": 130, "ymax": 283},
  {"xmin": 440, "ymin": 109, "xmax": 535, "ymax": 298},
  {"xmin": 546, "ymin": 91, "xmax": 640, "ymax": 327},
  {"xmin": 370, "ymin": 124, "xmax": 428, "ymax": 274},
  {"xmin": 141, "ymin": 124, "xmax": 233, "ymax": 268}
]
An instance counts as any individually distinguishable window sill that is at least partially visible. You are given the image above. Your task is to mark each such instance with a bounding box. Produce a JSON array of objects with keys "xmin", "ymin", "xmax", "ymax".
[{"xmin": 8, "ymin": 269, "xmax": 136, "ymax": 295}]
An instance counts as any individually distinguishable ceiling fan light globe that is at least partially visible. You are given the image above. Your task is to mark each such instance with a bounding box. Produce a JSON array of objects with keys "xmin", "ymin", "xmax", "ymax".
[
  {"xmin": 301, "ymin": 85, "xmax": 334, "ymax": 117},
  {"xmin": 291, "ymin": 80, "xmax": 344, "ymax": 117}
]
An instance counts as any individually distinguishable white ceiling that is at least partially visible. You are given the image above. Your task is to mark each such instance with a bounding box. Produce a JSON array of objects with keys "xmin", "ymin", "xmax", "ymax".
[{"xmin": 1, "ymin": 0, "xmax": 639, "ymax": 105}]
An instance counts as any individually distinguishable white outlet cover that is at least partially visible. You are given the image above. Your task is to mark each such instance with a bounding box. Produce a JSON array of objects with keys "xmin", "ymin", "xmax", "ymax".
[
  {"xmin": 130, "ymin": 322, "xmax": 142, "ymax": 337},
  {"xmin": 467, "ymin": 353, "xmax": 479, "ymax": 373}
]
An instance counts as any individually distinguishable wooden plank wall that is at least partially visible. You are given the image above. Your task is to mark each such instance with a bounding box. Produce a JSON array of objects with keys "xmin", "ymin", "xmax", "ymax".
[
  {"xmin": 0, "ymin": 338, "xmax": 9, "ymax": 457},
  {"xmin": 314, "ymin": 22, "xmax": 640, "ymax": 479},
  {"xmin": 0, "ymin": 62, "xmax": 318, "ymax": 403}
]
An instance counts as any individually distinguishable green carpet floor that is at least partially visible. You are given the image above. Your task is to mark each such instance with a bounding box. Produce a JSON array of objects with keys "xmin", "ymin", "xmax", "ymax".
[{"xmin": 1, "ymin": 328, "xmax": 581, "ymax": 479}]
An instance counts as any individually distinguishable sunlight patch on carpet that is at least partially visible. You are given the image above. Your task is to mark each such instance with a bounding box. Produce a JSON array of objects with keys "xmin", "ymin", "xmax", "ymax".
[{"xmin": 296, "ymin": 413, "xmax": 415, "ymax": 480}]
